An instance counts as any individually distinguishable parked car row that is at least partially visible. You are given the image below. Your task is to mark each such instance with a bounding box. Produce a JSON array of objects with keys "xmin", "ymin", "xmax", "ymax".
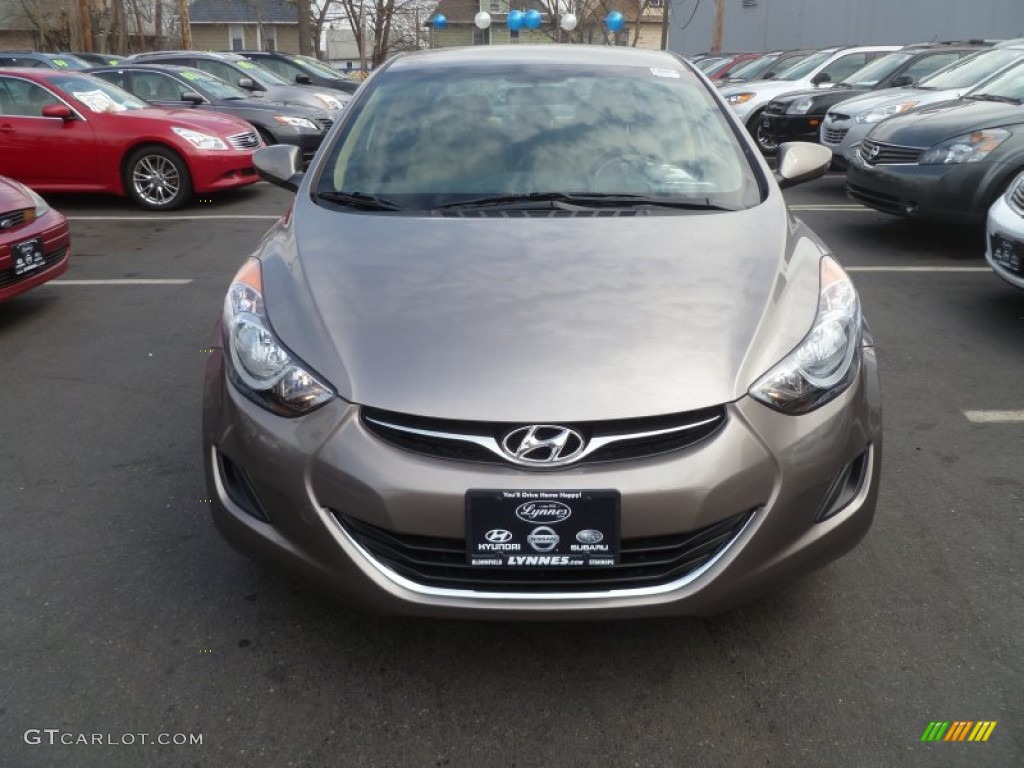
[{"xmin": 706, "ymin": 40, "xmax": 1024, "ymax": 289}]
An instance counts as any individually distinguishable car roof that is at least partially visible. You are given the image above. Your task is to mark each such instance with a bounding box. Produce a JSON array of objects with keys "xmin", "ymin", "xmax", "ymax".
[
  {"xmin": 387, "ymin": 44, "xmax": 687, "ymax": 72},
  {"xmin": 132, "ymin": 50, "xmax": 244, "ymax": 62}
]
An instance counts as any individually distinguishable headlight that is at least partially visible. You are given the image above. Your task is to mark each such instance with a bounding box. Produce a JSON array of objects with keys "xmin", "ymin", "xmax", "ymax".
[
  {"xmin": 313, "ymin": 93, "xmax": 342, "ymax": 111},
  {"xmin": 788, "ymin": 97, "xmax": 814, "ymax": 115},
  {"xmin": 171, "ymin": 126, "xmax": 228, "ymax": 150},
  {"xmin": 223, "ymin": 259, "xmax": 334, "ymax": 416},
  {"xmin": 20, "ymin": 184, "xmax": 50, "ymax": 217},
  {"xmin": 725, "ymin": 92, "xmax": 755, "ymax": 105},
  {"xmin": 749, "ymin": 256, "xmax": 862, "ymax": 414},
  {"xmin": 854, "ymin": 101, "xmax": 918, "ymax": 124},
  {"xmin": 273, "ymin": 114, "xmax": 319, "ymax": 130},
  {"xmin": 919, "ymin": 129, "xmax": 1010, "ymax": 165}
]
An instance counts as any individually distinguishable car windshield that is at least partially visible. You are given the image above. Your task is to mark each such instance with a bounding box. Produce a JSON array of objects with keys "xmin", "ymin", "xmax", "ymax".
[
  {"xmin": 841, "ymin": 53, "xmax": 913, "ymax": 88},
  {"xmin": 315, "ymin": 61, "xmax": 761, "ymax": 212},
  {"xmin": 176, "ymin": 68, "xmax": 249, "ymax": 99},
  {"xmin": 51, "ymin": 73, "xmax": 148, "ymax": 112},
  {"xmin": 47, "ymin": 54, "xmax": 91, "ymax": 70},
  {"xmin": 918, "ymin": 49, "xmax": 1024, "ymax": 89},
  {"xmin": 967, "ymin": 58, "xmax": 1024, "ymax": 101},
  {"xmin": 774, "ymin": 51, "xmax": 832, "ymax": 81},
  {"xmin": 291, "ymin": 54, "xmax": 346, "ymax": 79},
  {"xmin": 726, "ymin": 54, "xmax": 778, "ymax": 80},
  {"xmin": 234, "ymin": 59, "xmax": 290, "ymax": 86},
  {"xmin": 695, "ymin": 57, "xmax": 727, "ymax": 73}
]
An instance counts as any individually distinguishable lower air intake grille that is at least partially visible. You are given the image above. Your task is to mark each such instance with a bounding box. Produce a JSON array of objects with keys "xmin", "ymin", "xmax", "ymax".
[{"xmin": 336, "ymin": 508, "xmax": 756, "ymax": 593}]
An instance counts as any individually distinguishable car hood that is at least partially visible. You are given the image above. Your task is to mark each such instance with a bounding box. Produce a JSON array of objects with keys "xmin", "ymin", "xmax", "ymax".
[
  {"xmin": 772, "ymin": 86, "xmax": 869, "ymax": 108},
  {"xmin": 257, "ymin": 197, "xmax": 825, "ymax": 422},
  {"xmin": 722, "ymin": 79, "xmax": 816, "ymax": 99},
  {"xmin": 213, "ymin": 98, "xmax": 327, "ymax": 120},
  {"xmin": 829, "ymin": 86, "xmax": 961, "ymax": 116},
  {"xmin": 126, "ymin": 107, "xmax": 254, "ymax": 136},
  {"xmin": 867, "ymin": 99, "xmax": 1024, "ymax": 146}
]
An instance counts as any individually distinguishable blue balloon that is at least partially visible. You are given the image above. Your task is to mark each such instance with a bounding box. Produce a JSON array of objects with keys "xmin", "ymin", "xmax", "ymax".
[
  {"xmin": 606, "ymin": 10, "xmax": 625, "ymax": 32},
  {"xmin": 523, "ymin": 9, "xmax": 542, "ymax": 30},
  {"xmin": 507, "ymin": 10, "xmax": 524, "ymax": 31},
  {"xmin": 433, "ymin": 13, "xmax": 447, "ymax": 28}
]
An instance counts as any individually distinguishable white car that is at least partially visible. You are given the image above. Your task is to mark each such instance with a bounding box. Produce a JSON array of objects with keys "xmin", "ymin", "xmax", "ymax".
[
  {"xmin": 719, "ymin": 45, "xmax": 899, "ymax": 133},
  {"xmin": 821, "ymin": 45, "xmax": 1024, "ymax": 165},
  {"xmin": 987, "ymin": 172, "xmax": 1024, "ymax": 290}
]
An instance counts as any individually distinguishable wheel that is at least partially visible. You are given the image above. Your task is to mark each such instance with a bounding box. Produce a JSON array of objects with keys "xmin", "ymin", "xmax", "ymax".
[
  {"xmin": 749, "ymin": 111, "xmax": 777, "ymax": 155},
  {"xmin": 124, "ymin": 146, "xmax": 192, "ymax": 210}
]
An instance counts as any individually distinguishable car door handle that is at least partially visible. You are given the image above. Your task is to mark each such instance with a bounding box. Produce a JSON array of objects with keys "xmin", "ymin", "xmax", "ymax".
[{"xmin": 0, "ymin": 124, "xmax": 14, "ymax": 132}]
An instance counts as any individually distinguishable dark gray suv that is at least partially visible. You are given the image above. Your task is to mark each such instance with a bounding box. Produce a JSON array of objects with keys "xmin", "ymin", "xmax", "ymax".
[{"xmin": 128, "ymin": 50, "xmax": 348, "ymax": 115}]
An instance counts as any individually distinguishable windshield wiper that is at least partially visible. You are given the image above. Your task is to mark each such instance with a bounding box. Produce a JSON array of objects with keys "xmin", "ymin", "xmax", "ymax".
[
  {"xmin": 316, "ymin": 191, "xmax": 405, "ymax": 211},
  {"xmin": 433, "ymin": 192, "xmax": 734, "ymax": 212},
  {"xmin": 966, "ymin": 93, "xmax": 1022, "ymax": 104}
]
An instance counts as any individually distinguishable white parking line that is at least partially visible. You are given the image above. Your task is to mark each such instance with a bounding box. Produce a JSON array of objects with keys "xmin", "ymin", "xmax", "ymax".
[
  {"xmin": 846, "ymin": 266, "xmax": 989, "ymax": 273},
  {"xmin": 51, "ymin": 279, "xmax": 193, "ymax": 285},
  {"xmin": 790, "ymin": 205, "xmax": 869, "ymax": 211},
  {"xmin": 964, "ymin": 410, "xmax": 1024, "ymax": 423},
  {"xmin": 67, "ymin": 215, "xmax": 281, "ymax": 222}
]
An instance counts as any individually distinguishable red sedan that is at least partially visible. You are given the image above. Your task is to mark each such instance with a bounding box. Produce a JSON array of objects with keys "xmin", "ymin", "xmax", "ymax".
[
  {"xmin": 0, "ymin": 69, "xmax": 261, "ymax": 210},
  {"xmin": 0, "ymin": 175, "xmax": 69, "ymax": 302}
]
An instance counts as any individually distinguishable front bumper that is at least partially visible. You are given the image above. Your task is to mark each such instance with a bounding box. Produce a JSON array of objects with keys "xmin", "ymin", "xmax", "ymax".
[
  {"xmin": 846, "ymin": 154, "xmax": 1002, "ymax": 222},
  {"xmin": 202, "ymin": 342, "xmax": 883, "ymax": 619},
  {"xmin": 820, "ymin": 115, "xmax": 871, "ymax": 162},
  {"xmin": 0, "ymin": 209, "xmax": 70, "ymax": 302},
  {"xmin": 761, "ymin": 112, "xmax": 824, "ymax": 145},
  {"xmin": 986, "ymin": 193, "xmax": 1024, "ymax": 290},
  {"xmin": 187, "ymin": 151, "xmax": 261, "ymax": 194}
]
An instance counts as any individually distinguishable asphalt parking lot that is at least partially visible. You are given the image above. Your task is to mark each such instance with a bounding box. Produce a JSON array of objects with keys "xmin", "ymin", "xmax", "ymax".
[{"xmin": 2, "ymin": 176, "xmax": 1021, "ymax": 768}]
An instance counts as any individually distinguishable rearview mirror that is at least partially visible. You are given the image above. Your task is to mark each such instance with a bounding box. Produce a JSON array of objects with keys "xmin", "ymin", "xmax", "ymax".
[
  {"xmin": 890, "ymin": 74, "xmax": 914, "ymax": 88},
  {"xmin": 237, "ymin": 77, "xmax": 256, "ymax": 90},
  {"xmin": 295, "ymin": 74, "xmax": 313, "ymax": 85},
  {"xmin": 253, "ymin": 145, "xmax": 304, "ymax": 192},
  {"xmin": 41, "ymin": 104, "xmax": 74, "ymax": 120},
  {"xmin": 810, "ymin": 71, "xmax": 831, "ymax": 86},
  {"xmin": 181, "ymin": 92, "xmax": 203, "ymax": 105},
  {"xmin": 774, "ymin": 142, "xmax": 832, "ymax": 189}
]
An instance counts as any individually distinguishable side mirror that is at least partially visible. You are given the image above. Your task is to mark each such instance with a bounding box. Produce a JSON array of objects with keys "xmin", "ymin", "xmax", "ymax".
[
  {"xmin": 253, "ymin": 145, "xmax": 304, "ymax": 192},
  {"xmin": 774, "ymin": 142, "xmax": 832, "ymax": 189},
  {"xmin": 763, "ymin": 70, "xmax": 776, "ymax": 79},
  {"xmin": 181, "ymin": 92, "xmax": 204, "ymax": 105},
  {"xmin": 41, "ymin": 104, "xmax": 74, "ymax": 119},
  {"xmin": 890, "ymin": 74, "xmax": 914, "ymax": 88},
  {"xmin": 295, "ymin": 74, "xmax": 313, "ymax": 85},
  {"xmin": 237, "ymin": 77, "xmax": 256, "ymax": 90},
  {"xmin": 810, "ymin": 71, "xmax": 831, "ymax": 86}
]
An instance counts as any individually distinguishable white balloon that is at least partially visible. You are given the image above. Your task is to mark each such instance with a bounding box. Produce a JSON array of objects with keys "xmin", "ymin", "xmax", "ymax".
[
  {"xmin": 560, "ymin": 13, "xmax": 578, "ymax": 31},
  {"xmin": 474, "ymin": 11, "xmax": 492, "ymax": 29}
]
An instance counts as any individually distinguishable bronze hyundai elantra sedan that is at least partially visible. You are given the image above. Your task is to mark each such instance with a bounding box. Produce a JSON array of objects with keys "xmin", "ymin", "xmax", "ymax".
[{"xmin": 202, "ymin": 45, "xmax": 882, "ymax": 619}]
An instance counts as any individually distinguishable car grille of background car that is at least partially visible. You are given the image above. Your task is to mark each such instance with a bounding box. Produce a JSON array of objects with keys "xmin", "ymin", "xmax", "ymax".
[{"xmin": 227, "ymin": 131, "xmax": 260, "ymax": 150}]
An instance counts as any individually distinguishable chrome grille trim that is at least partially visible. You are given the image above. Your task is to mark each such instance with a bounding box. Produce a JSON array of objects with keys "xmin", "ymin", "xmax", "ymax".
[
  {"xmin": 227, "ymin": 130, "xmax": 260, "ymax": 150},
  {"xmin": 1009, "ymin": 176, "xmax": 1024, "ymax": 215},
  {"xmin": 329, "ymin": 507, "xmax": 759, "ymax": 601},
  {"xmin": 859, "ymin": 139, "xmax": 924, "ymax": 165},
  {"xmin": 362, "ymin": 407, "xmax": 726, "ymax": 468},
  {"xmin": 0, "ymin": 208, "xmax": 30, "ymax": 230}
]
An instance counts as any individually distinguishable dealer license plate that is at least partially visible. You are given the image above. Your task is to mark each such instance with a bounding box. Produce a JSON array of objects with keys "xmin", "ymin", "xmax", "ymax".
[
  {"xmin": 466, "ymin": 489, "xmax": 619, "ymax": 568},
  {"xmin": 12, "ymin": 238, "xmax": 45, "ymax": 276},
  {"xmin": 991, "ymin": 234, "xmax": 1023, "ymax": 275}
]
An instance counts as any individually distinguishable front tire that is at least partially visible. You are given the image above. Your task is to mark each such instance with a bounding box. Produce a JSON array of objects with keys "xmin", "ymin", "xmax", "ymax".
[
  {"xmin": 124, "ymin": 146, "xmax": 192, "ymax": 210},
  {"xmin": 748, "ymin": 110, "xmax": 777, "ymax": 154}
]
